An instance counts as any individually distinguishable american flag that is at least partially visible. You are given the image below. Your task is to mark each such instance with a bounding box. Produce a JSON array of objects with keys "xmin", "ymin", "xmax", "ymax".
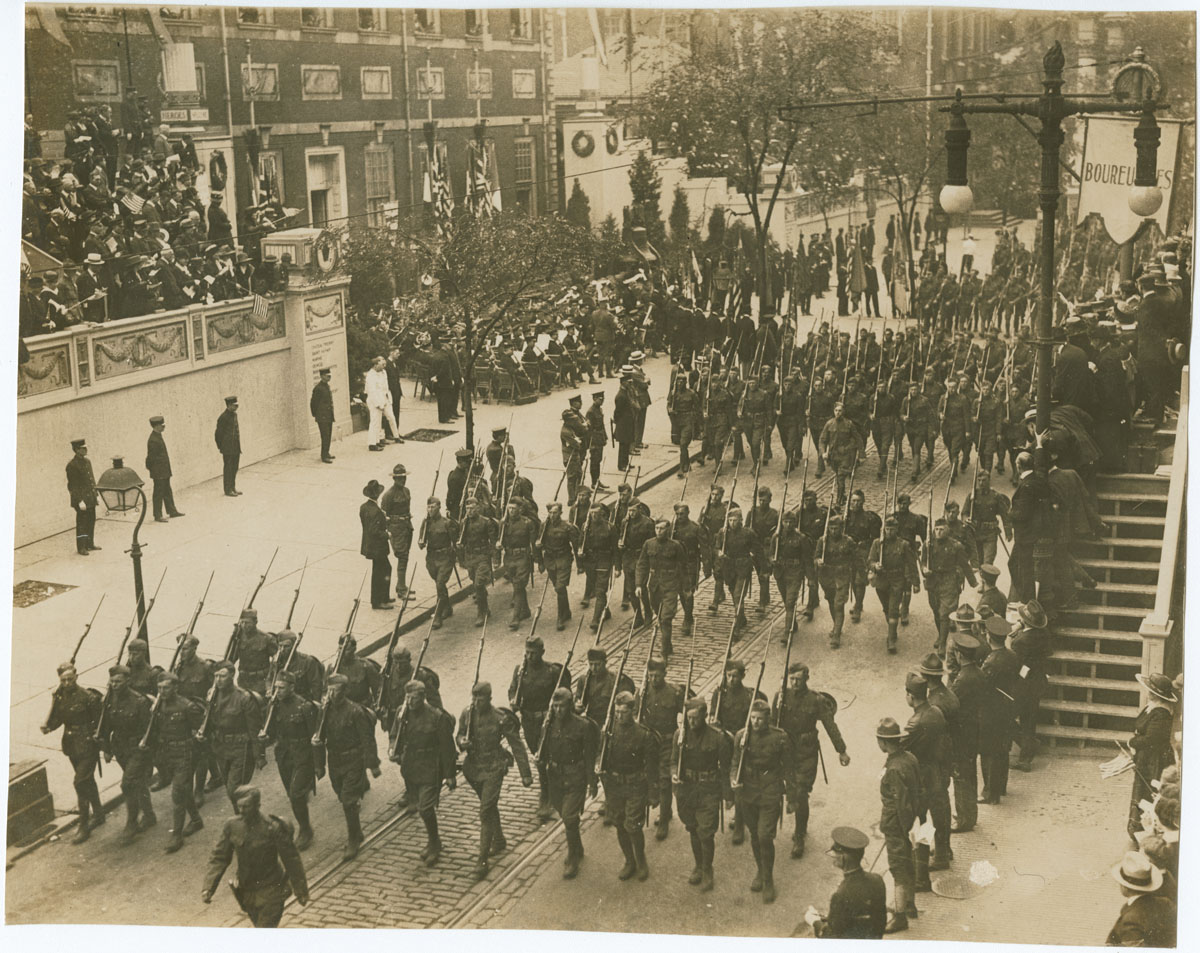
[
  {"xmin": 426, "ymin": 142, "xmax": 455, "ymax": 236},
  {"xmin": 252, "ymin": 293, "xmax": 270, "ymax": 322},
  {"xmin": 121, "ymin": 191, "xmax": 145, "ymax": 214},
  {"xmin": 725, "ymin": 280, "xmax": 743, "ymax": 320}
]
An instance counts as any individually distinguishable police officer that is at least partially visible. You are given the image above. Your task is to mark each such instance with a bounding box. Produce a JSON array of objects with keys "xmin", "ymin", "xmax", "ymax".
[
  {"xmin": 231, "ymin": 609, "xmax": 277, "ymax": 696},
  {"xmin": 816, "ymin": 514, "xmax": 856, "ymax": 649},
  {"xmin": 637, "ymin": 519, "xmax": 685, "ymax": 657},
  {"xmin": 869, "ymin": 516, "xmax": 921, "ymax": 653},
  {"xmin": 259, "ymin": 670, "xmax": 320, "ymax": 850},
  {"xmin": 41, "ymin": 662, "xmax": 104, "ymax": 843},
  {"xmin": 200, "ymin": 659, "xmax": 265, "ymax": 808},
  {"xmin": 948, "ymin": 630, "xmax": 985, "ymax": 834},
  {"xmin": 710, "ymin": 659, "xmax": 766, "ymax": 845},
  {"xmin": 201, "ymin": 785, "xmax": 309, "ymax": 927},
  {"xmin": 538, "ymin": 501, "xmax": 581, "ymax": 630},
  {"xmin": 149, "ymin": 672, "xmax": 204, "ymax": 853},
  {"xmin": 672, "ymin": 697, "xmax": 733, "ymax": 890},
  {"xmin": 499, "ymin": 499, "xmax": 538, "ymax": 630},
  {"xmin": 457, "ymin": 682, "xmax": 533, "ymax": 880},
  {"xmin": 419, "ymin": 497, "xmax": 458, "ymax": 629},
  {"xmin": 389, "ymin": 680, "xmax": 457, "ymax": 866},
  {"xmin": 772, "ymin": 662, "xmax": 850, "ymax": 858},
  {"xmin": 381, "ymin": 463, "xmax": 416, "ymax": 599},
  {"xmin": 731, "ymin": 699, "xmax": 795, "ymax": 903},
  {"xmin": 97, "ymin": 664, "xmax": 155, "ymax": 844},
  {"xmin": 876, "ymin": 717, "xmax": 922, "ymax": 933},
  {"xmin": 925, "ymin": 518, "xmax": 978, "ymax": 656},
  {"xmin": 902, "ymin": 672, "xmax": 948, "ymax": 892},
  {"xmin": 979, "ymin": 616, "xmax": 1020, "ymax": 804},
  {"xmin": 539, "ymin": 687, "xmax": 600, "ymax": 879},
  {"xmin": 598, "ymin": 690, "xmax": 656, "ymax": 881},
  {"xmin": 510, "ymin": 636, "xmax": 570, "ymax": 822},
  {"xmin": 636, "ymin": 657, "xmax": 686, "ymax": 840},
  {"xmin": 66, "ymin": 437, "xmax": 99, "ymax": 555},
  {"xmin": 807, "ymin": 827, "xmax": 887, "ymax": 939}
]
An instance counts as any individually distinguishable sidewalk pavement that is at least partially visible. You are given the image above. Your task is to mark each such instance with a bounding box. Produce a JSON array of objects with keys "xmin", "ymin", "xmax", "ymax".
[{"xmin": 9, "ymin": 355, "xmax": 682, "ymax": 842}]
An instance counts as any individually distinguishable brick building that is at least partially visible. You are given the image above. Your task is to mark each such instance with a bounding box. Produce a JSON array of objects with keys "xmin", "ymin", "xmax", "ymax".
[{"xmin": 25, "ymin": 6, "xmax": 557, "ymax": 241}]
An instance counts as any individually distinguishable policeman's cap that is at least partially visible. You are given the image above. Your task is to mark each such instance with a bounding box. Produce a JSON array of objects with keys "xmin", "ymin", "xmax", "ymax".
[
  {"xmin": 986, "ymin": 617, "xmax": 1014, "ymax": 639},
  {"xmin": 951, "ymin": 630, "xmax": 981, "ymax": 654},
  {"xmin": 149, "ymin": 415, "xmax": 164, "ymax": 426},
  {"xmin": 831, "ymin": 826, "xmax": 869, "ymax": 853},
  {"xmin": 980, "ymin": 564, "xmax": 1000, "ymax": 579},
  {"xmin": 224, "ymin": 395, "xmax": 238, "ymax": 406},
  {"xmin": 454, "ymin": 449, "xmax": 472, "ymax": 460},
  {"xmin": 70, "ymin": 438, "xmax": 86, "ymax": 450},
  {"xmin": 568, "ymin": 394, "xmax": 582, "ymax": 405}
]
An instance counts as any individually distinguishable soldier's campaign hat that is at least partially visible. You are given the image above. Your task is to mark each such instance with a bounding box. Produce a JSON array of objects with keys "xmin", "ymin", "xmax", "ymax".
[
  {"xmin": 525, "ymin": 635, "xmax": 544, "ymax": 652},
  {"xmin": 492, "ymin": 427, "xmax": 507, "ymax": 438},
  {"xmin": 875, "ymin": 716, "xmax": 904, "ymax": 740},
  {"xmin": 109, "ymin": 664, "xmax": 131, "ymax": 676},
  {"xmin": 950, "ymin": 604, "xmax": 977, "ymax": 624},
  {"xmin": 1018, "ymin": 599, "xmax": 1047, "ymax": 629},
  {"xmin": 725, "ymin": 659, "xmax": 746, "ymax": 675},
  {"xmin": 273, "ymin": 670, "xmax": 296, "ymax": 686},
  {"xmin": 1135, "ymin": 672, "xmax": 1178, "ymax": 704},
  {"xmin": 787, "ymin": 661, "xmax": 809, "ymax": 676},
  {"xmin": 951, "ymin": 629, "xmax": 981, "ymax": 654},
  {"xmin": 551, "ymin": 686, "xmax": 574, "ymax": 705},
  {"xmin": 239, "ymin": 608, "xmax": 259, "ymax": 622},
  {"xmin": 593, "ymin": 391, "xmax": 605, "ymax": 399},
  {"xmin": 319, "ymin": 367, "xmax": 331, "ymax": 376},
  {"xmin": 918, "ymin": 653, "xmax": 944, "ymax": 677},
  {"xmin": 149, "ymin": 415, "xmax": 164, "ymax": 426},
  {"xmin": 830, "ymin": 826, "xmax": 870, "ymax": 854},
  {"xmin": 979, "ymin": 563, "xmax": 1000, "ymax": 579},
  {"xmin": 454, "ymin": 449, "xmax": 472, "ymax": 461},
  {"xmin": 392, "ymin": 463, "xmax": 408, "ymax": 476},
  {"xmin": 156, "ymin": 671, "xmax": 179, "ymax": 685},
  {"xmin": 569, "ymin": 394, "xmax": 582, "ymax": 405},
  {"xmin": 225, "ymin": 395, "xmax": 238, "ymax": 405},
  {"xmin": 1111, "ymin": 851, "xmax": 1164, "ymax": 893},
  {"xmin": 70, "ymin": 438, "xmax": 86, "ymax": 450},
  {"xmin": 750, "ymin": 698, "xmax": 771, "ymax": 714},
  {"xmin": 614, "ymin": 690, "xmax": 635, "ymax": 706},
  {"xmin": 363, "ymin": 480, "xmax": 384, "ymax": 499},
  {"xmin": 404, "ymin": 679, "xmax": 426, "ymax": 694},
  {"xmin": 647, "ymin": 657, "xmax": 666, "ymax": 672},
  {"xmin": 985, "ymin": 616, "xmax": 1014, "ymax": 640},
  {"xmin": 472, "ymin": 681, "xmax": 492, "ymax": 696},
  {"xmin": 214, "ymin": 660, "xmax": 235, "ymax": 674},
  {"xmin": 587, "ymin": 647, "xmax": 607, "ymax": 662}
]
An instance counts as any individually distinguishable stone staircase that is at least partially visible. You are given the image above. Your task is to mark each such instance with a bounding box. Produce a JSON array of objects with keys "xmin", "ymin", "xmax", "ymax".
[{"xmin": 1037, "ymin": 399, "xmax": 1185, "ymax": 748}]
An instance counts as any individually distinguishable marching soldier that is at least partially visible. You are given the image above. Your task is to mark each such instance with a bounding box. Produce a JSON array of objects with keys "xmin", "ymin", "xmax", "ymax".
[
  {"xmin": 876, "ymin": 717, "xmax": 923, "ymax": 933},
  {"xmin": 964, "ymin": 471, "xmax": 1012, "ymax": 567},
  {"xmin": 902, "ymin": 382, "xmax": 937, "ymax": 480},
  {"xmin": 903, "ymin": 672, "xmax": 949, "ymax": 892},
  {"xmin": 779, "ymin": 370, "xmax": 807, "ymax": 471},
  {"xmin": 457, "ymin": 496, "xmax": 498, "ymax": 626},
  {"xmin": 390, "ymin": 680, "xmax": 457, "ymax": 866},
  {"xmin": 578, "ymin": 500, "xmax": 616, "ymax": 631},
  {"xmin": 772, "ymin": 662, "xmax": 850, "ymax": 859},
  {"xmin": 948, "ymin": 630, "xmax": 985, "ymax": 834},
  {"xmin": 637, "ymin": 518, "xmax": 685, "ymax": 657},
  {"xmin": 175, "ymin": 637, "xmax": 220, "ymax": 803},
  {"xmin": 41, "ymin": 662, "xmax": 104, "ymax": 843},
  {"xmin": 202, "ymin": 660, "xmax": 266, "ymax": 807},
  {"xmin": 598, "ymin": 690, "xmax": 656, "ymax": 881},
  {"xmin": 806, "ymin": 827, "xmax": 887, "ymax": 939},
  {"xmin": 706, "ymin": 372, "xmax": 735, "ymax": 464},
  {"xmin": 941, "ymin": 378, "xmax": 971, "ymax": 481},
  {"xmin": 539, "ymin": 687, "xmax": 600, "ymax": 879},
  {"xmin": 419, "ymin": 497, "xmax": 458, "ymax": 629},
  {"xmin": 868, "ymin": 516, "xmax": 921, "ymax": 653},
  {"xmin": 381, "ymin": 463, "xmax": 416, "ymax": 599},
  {"xmin": 819, "ymin": 402, "xmax": 864, "ymax": 506},
  {"xmin": 748, "ymin": 487, "xmax": 780, "ymax": 614},
  {"xmin": 446, "ymin": 449, "xmax": 473, "ymax": 522},
  {"xmin": 972, "ymin": 378, "xmax": 1005, "ymax": 475},
  {"xmin": 797, "ymin": 489, "xmax": 827, "ymax": 621},
  {"xmin": 671, "ymin": 374, "xmax": 702, "ymax": 476},
  {"xmin": 150, "ymin": 672, "xmax": 205, "ymax": 853},
  {"xmin": 815, "ymin": 514, "xmax": 856, "ymax": 649},
  {"xmin": 259, "ymin": 670, "xmax": 320, "ymax": 850},
  {"xmin": 808, "ymin": 378, "xmax": 834, "ymax": 476},
  {"xmin": 586, "ymin": 391, "xmax": 608, "ymax": 490},
  {"xmin": 575, "ymin": 647, "xmax": 635, "ymax": 726},
  {"xmin": 327, "ymin": 635, "xmax": 381, "ymax": 712},
  {"xmin": 231, "ymin": 609, "xmax": 277, "ymax": 696},
  {"xmin": 510, "ymin": 636, "xmax": 570, "ymax": 822},
  {"xmin": 670, "ymin": 502, "xmax": 707, "ymax": 637},
  {"xmin": 618, "ymin": 496, "xmax": 656, "ymax": 626},
  {"xmin": 672, "ymin": 697, "xmax": 734, "ymax": 891},
  {"xmin": 715, "ymin": 507, "xmax": 764, "ymax": 637},
  {"xmin": 943, "ymin": 500, "xmax": 981, "ymax": 570},
  {"xmin": 486, "ymin": 426, "xmax": 509, "ymax": 491},
  {"xmin": 636, "ymin": 657, "xmax": 686, "ymax": 840},
  {"xmin": 457, "ymin": 682, "xmax": 533, "ymax": 880},
  {"xmin": 66, "ymin": 437, "xmax": 100, "ymax": 555},
  {"xmin": 699, "ymin": 486, "xmax": 730, "ymax": 608},
  {"xmin": 201, "ymin": 785, "xmax": 309, "ymax": 927},
  {"xmin": 844, "ymin": 489, "xmax": 882, "ymax": 623},
  {"xmin": 731, "ymin": 699, "xmax": 795, "ymax": 904},
  {"xmin": 499, "ymin": 499, "xmax": 538, "ymax": 630},
  {"xmin": 561, "ymin": 398, "xmax": 589, "ymax": 504},
  {"xmin": 925, "ymin": 518, "xmax": 978, "ymax": 656},
  {"xmin": 871, "ymin": 380, "xmax": 902, "ymax": 478},
  {"xmin": 892, "ymin": 493, "xmax": 928, "ymax": 626},
  {"xmin": 126, "ymin": 638, "xmax": 164, "ymax": 697},
  {"xmin": 379, "ymin": 645, "xmax": 442, "ymax": 753},
  {"xmin": 316, "ymin": 674, "xmax": 380, "ymax": 861},
  {"xmin": 772, "ymin": 510, "xmax": 814, "ymax": 637},
  {"xmin": 710, "ymin": 659, "xmax": 766, "ymax": 845},
  {"xmin": 97, "ymin": 664, "xmax": 155, "ymax": 844},
  {"xmin": 538, "ymin": 501, "xmax": 581, "ymax": 630},
  {"xmin": 271, "ymin": 629, "xmax": 324, "ymax": 705}
]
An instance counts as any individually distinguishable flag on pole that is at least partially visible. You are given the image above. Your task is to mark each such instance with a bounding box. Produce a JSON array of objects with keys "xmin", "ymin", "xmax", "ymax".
[
  {"xmin": 252, "ymin": 293, "xmax": 270, "ymax": 322},
  {"xmin": 121, "ymin": 191, "xmax": 146, "ymax": 215},
  {"xmin": 426, "ymin": 140, "xmax": 455, "ymax": 236},
  {"xmin": 466, "ymin": 139, "xmax": 500, "ymax": 218}
]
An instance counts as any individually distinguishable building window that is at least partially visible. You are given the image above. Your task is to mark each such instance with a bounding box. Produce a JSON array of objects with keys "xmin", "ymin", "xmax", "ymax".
[
  {"xmin": 416, "ymin": 67, "xmax": 445, "ymax": 100},
  {"xmin": 512, "ymin": 69, "xmax": 536, "ymax": 99},
  {"xmin": 414, "ymin": 10, "xmax": 440, "ymax": 34},
  {"xmin": 361, "ymin": 66, "xmax": 392, "ymax": 100},
  {"xmin": 365, "ymin": 145, "xmax": 395, "ymax": 227},
  {"xmin": 603, "ymin": 11, "xmax": 624, "ymax": 40},
  {"xmin": 240, "ymin": 63, "xmax": 279, "ymax": 101},
  {"xmin": 301, "ymin": 8, "xmax": 331, "ymax": 30},
  {"xmin": 466, "ymin": 11, "xmax": 485, "ymax": 37},
  {"xmin": 237, "ymin": 8, "xmax": 273, "ymax": 25},
  {"xmin": 467, "ymin": 68, "xmax": 493, "ymax": 100},
  {"xmin": 159, "ymin": 7, "xmax": 198, "ymax": 20},
  {"xmin": 301, "ymin": 65, "xmax": 342, "ymax": 101},
  {"xmin": 358, "ymin": 9, "xmax": 385, "ymax": 32},
  {"xmin": 514, "ymin": 138, "xmax": 535, "ymax": 213},
  {"xmin": 66, "ymin": 6, "xmax": 117, "ymax": 17},
  {"xmin": 259, "ymin": 150, "xmax": 284, "ymax": 204},
  {"xmin": 510, "ymin": 9, "xmax": 533, "ymax": 40},
  {"xmin": 71, "ymin": 60, "xmax": 121, "ymax": 102}
]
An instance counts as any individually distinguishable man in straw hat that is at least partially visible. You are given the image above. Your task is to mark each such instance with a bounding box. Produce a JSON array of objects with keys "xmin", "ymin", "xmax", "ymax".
[
  {"xmin": 1105, "ymin": 851, "xmax": 1175, "ymax": 947},
  {"xmin": 1126, "ymin": 673, "xmax": 1177, "ymax": 841}
]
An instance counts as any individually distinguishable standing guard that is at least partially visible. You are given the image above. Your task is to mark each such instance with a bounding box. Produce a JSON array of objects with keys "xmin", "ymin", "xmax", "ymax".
[
  {"xmin": 586, "ymin": 391, "xmax": 608, "ymax": 490},
  {"xmin": 381, "ymin": 463, "xmax": 416, "ymax": 599},
  {"xmin": 876, "ymin": 717, "xmax": 922, "ymax": 933},
  {"xmin": 66, "ymin": 438, "xmax": 100, "ymax": 555},
  {"xmin": 948, "ymin": 630, "xmax": 985, "ymax": 834}
]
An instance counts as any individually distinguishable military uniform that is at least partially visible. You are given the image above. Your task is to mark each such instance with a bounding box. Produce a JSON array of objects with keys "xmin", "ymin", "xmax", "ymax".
[
  {"xmin": 699, "ymin": 498, "xmax": 731, "ymax": 606},
  {"xmin": 232, "ymin": 625, "xmax": 277, "ymax": 696},
  {"xmin": 669, "ymin": 514, "xmax": 708, "ymax": 634},
  {"xmin": 892, "ymin": 508, "xmax": 927, "ymax": 623},
  {"xmin": 771, "ymin": 525, "xmax": 814, "ymax": 635},
  {"xmin": 706, "ymin": 382, "xmax": 735, "ymax": 463},
  {"xmin": 980, "ymin": 640, "xmax": 1020, "ymax": 802},
  {"xmin": 941, "ymin": 391, "xmax": 971, "ymax": 475},
  {"xmin": 205, "ymin": 683, "xmax": 265, "ymax": 806},
  {"xmin": 748, "ymin": 502, "xmax": 780, "ymax": 611},
  {"xmin": 539, "ymin": 516, "xmax": 580, "ymax": 627},
  {"xmin": 819, "ymin": 416, "xmax": 863, "ymax": 506},
  {"xmin": 925, "ymin": 675, "xmax": 959, "ymax": 864},
  {"xmin": 586, "ymin": 399, "xmax": 607, "ymax": 487},
  {"xmin": 322, "ymin": 694, "xmax": 379, "ymax": 851},
  {"xmin": 797, "ymin": 502, "xmax": 827, "ymax": 616},
  {"xmin": 844, "ymin": 506, "xmax": 883, "ymax": 621},
  {"xmin": 671, "ymin": 384, "xmax": 702, "ymax": 473},
  {"xmin": 808, "ymin": 387, "xmax": 834, "ymax": 475},
  {"xmin": 871, "ymin": 388, "xmax": 902, "ymax": 475},
  {"xmin": 717, "ymin": 522, "xmax": 764, "ymax": 635},
  {"xmin": 499, "ymin": 513, "xmax": 538, "ymax": 627},
  {"xmin": 816, "ymin": 527, "xmax": 856, "ymax": 647},
  {"xmin": 151, "ymin": 690, "xmax": 205, "ymax": 847},
  {"xmin": 944, "ymin": 516, "xmax": 981, "ymax": 570},
  {"xmin": 330, "ymin": 653, "xmax": 381, "ymax": 711},
  {"xmin": 636, "ymin": 535, "xmax": 685, "ymax": 655},
  {"xmin": 561, "ymin": 409, "xmax": 588, "ymax": 504},
  {"xmin": 379, "ymin": 659, "xmax": 441, "ymax": 734},
  {"xmin": 949, "ymin": 650, "xmax": 985, "ymax": 831},
  {"xmin": 773, "ymin": 686, "xmax": 847, "ymax": 852},
  {"xmin": 261, "ymin": 690, "xmax": 320, "ymax": 842},
  {"xmin": 1010, "ymin": 623, "xmax": 1053, "ymax": 770},
  {"xmin": 457, "ymin": 701, "xmax": 532, "ymax": 873},
  {"xmin": 575, "ymin": 664, "xmax": 636, "ymax": 726},
  {"xmin": 510, "ymin": 654, "xmax": 570, "ymax": 819},
  {"xmin": 203, "ymin": 811, "xmax": 309, "ymax": 927},
  {"xmin": 925, "ymin": 536, "xmax": 977, "ymax": 655},
  {"xmin": 271, "ymin": 647, "xmax": 324, "ymax": 705},
  {"xmin": 879, "ymin": 746, "xmax": 922, "ymax": 925},
  {"xmin": 578, "ymin": 510, "xmax": 616, "ymax": 630},
  {"xmin": 445, "ymin": 462, "xmax": 470, "ymax": 522},
  {"xmin": 598, "ymin": 714, "xmax": 656, "ymax": 877},
  {"xmin": 618, "ymin": 508, "xmax": 656, "ymax": 623},
  {"xmin": 778, "ymin": 379, "xmax": 807, "ymax": 467},
  {"xmin": 904, "ymin": 696, "xmax": 949, "ymax": 890},
  {"xmin": 816, "ymin": 867, "xmax": 888, "ymax": 939},
  {"xmin": 732, "ymin": 720, "xmax": 795, "ymax": 901},
  {"xmin": 868, "ymin": 535, "xmax": 920, "ymax": 651},
  {"xmin": 965, "ymin": 487, "xmax": 1012, "ymax": 567},
  {"xmin": 636, "ymin": 673, "xmax": 686, "ymax": 835},
  {"xmin": 419, "ymin": 512, "xmax": 458, "ymax": 624},
  {"xmin": 44, "ymin": 682, "xmax": 103, "ymax": 835},
  {"xmin": 539, "ymin": 707, "xmax": 599, "ymax": 875},
  {"xmin": 66, "ymin": 448, "xmax": 98, "ymax": 554},
  {"xmin": 458, "ymin": 512, "xmax": 498, "ymax": 623},
  {"xmin": 391, "ymin": 699, "xmax": 457, "ymax": 860},
  {"xmin": 971, "ymin": 393, "xmax": 1005, "ymax": 472},
  {"xmin": 380, "ymin": 480, "xmax": 415, "ymax": 596},
  {"xmin": 97, "ymin": 685, "xmax": 155, "ymax": 836},
  {"xmin": 673, "ymin": 717, "xmax": 733, "ymax": 887},
  {"xmin": 902, "ymin": 391, "xmax": 937, "ymax": 476}
]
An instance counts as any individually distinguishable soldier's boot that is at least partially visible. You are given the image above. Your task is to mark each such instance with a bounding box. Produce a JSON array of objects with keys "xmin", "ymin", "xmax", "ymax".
[
  {"xmin": 616, "ymin": 828, "xmax": 637, "ymax": 880},
  {"xmin": 342, "ymin": 802, "xmax": 363, "ymax": 862},
  {"xmin": 681, "ymin": 614, "xmax": 693, "ymax": 638},
  {"xmin": 887, "ymin": 617, "xmax": 900, "ymax": 654},
  {"xmin": 660, "ymin": 622, "xmax": 673, "ymax": 659},
  {"xmin": 72, "ymin": 797, "xmax": 91, "ymax": 845},
  {"xmin": 563, "ymin": 823, "xmax": 584, "ymax": 879},
  {"xmin": 760, "ymin": 842, "xmax": 777, "ymax": 903},
  {"xmin": 914, "ymin": 844, "xmax": 933, "ymax": 892},
  {"xmin": 183, "ymin": 814, "xmax": 204, "ymax": 837},
  {"xmin": 850, "ymin": 602, "xmax": 862, "ymax": 623},
  {"xmin": 791, "ymin": 799, "xmax": 809, "ymax": 858},
  {"xmin": 631, "ymin": 829, "xmax": 650, "ymax": 881},
  {"xmin": 395, "ymin": 562, "xmax": 409, "ymax": 600},
  {"xmin": 931, "ymin": 827, "xmax": 952, "ymax": 869},
  {"xmin": 885, "ymin": 904, "xmax": 911, "ymax": 934},
  {"xmin": 474, "ymin": 818, "xmax": 494, "ymax": 881},
  {"xmin": 949, "ymin": 460, "xmax": 958, "ymax": 483},
  {"xmin": 165, "ymin": 805, "xmax": 187, "ymax": 853},
  {"xmin": 137, "ymin": 788, "xmax": 157, "ymax": 831},
  {"xmin": 904, "ymin": 883, "xmax": 920, "ymax": 920},
  {"xmin": 655, "ymin": 809, "xmax": 670, "ymax": 841},
  {"xmin": 829, "ymin": 604, "xmax": 844, "ymax": 649},
  {"xmin": 292, "ymin": 798, "xmax": 313, "ymax": 850},
  {"xmin": 420, "ymin": 812, "xmax": 442, "ymax": 866},
  {"xmin": 700, "ymin": 837, "xmax": 716, "ymax": 891},
  {"xmin": 87, "ymin": 782, "xmax": 105, "ymax": 829},
  {"xmin": 119, "ymin": 796, "xmax": 140, "ymax": 846},
  {"xmin": 749, "ymin": 839, "xmax": 764, "ymax": 891},
  {"xmin": 474, "ymin": 589, "xmax": 489, "ymax": 627},
  {"xmin": 731, "ymin": 807, "xmax": 745, "ymax": 845},
  {"xmin": 536, "ymin": 776, "xmax": 554, "ymax": 822},
  {"xmin": 688, "ymin": 832, "xmax": 704, "ymax": 885}
]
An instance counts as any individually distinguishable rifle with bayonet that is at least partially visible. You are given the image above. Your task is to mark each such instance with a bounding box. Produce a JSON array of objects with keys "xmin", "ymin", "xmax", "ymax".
[
  {"xmin": 670, "ymin": 472, "xmax": 689, "ymax": 540},
  {"xmin": 717, "ymin": 462, "xmax": 741, "ymax": 560},
  {"xmin": 709, "ymin": 585, "xmax": 748, "ymax": 726},
  {"xmin": 675, "ymin": 608, "xmax": 699, "ymax": 778},
  {"xmin": 44, "ymin": 594, "xmax": 106, "ymax": 730},
  {"xmin": 617, "ymin": 466, "xmax": 642, "ymax": 553},
  {"xmin": 222, "ymin": 548, "xmax": 278, "ymax": 664},
  {"xmin": 283, "ymin": 559, "xmax": 306, "ymax": 630},
  {"xmin": 419, "ymin": 450, "xmax": 445, "ymax": 547},
  {"xmin": 311, "ymin": 572, "xmax": 369, "ymax": 748},
  {"xmin": 94, "ymin": 569, "xmax": 168, "ymax": 743},
  {"xmin": 635, "ymin": 614, "xmax": 661, "ymax": 725},
  {"xmin": 461, "ymin": 620, "xmax": 487, "ymax": 751},
  {"xmin": 374, "ymin": 559, "xmax": 421, "ymax": 716},
  {"xmin": 258, "ymin": 605, "xmax": 314, "ymax": 740},
  {"xmin": 595, "ymin": 619, "xmax": 637, "ymax": 775},
  {"xmin": 513, "ymin": 577, "xmax": 552, "ymax": 711},
  {"xmin": 387, "ymin": 595, "xmax": 441, "ymax": 760},
  {"xmin": 733, "ymin": 625, "xmax": 772, "ymax": 785}
]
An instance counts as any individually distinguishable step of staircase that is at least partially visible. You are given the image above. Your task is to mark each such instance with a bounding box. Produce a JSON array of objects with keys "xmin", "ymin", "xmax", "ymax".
[
  {"xmin": 1050, "ymin": 650, "xmax": 1143, "ymax": 667},
  {"xmin": 1037, "ymin": 723, "xmax": 1130, "ymax": 745},
  {"xmin": 1095, "ymin": 473, "xmax": 1170, "ymax": 496},
  {"xmin": 1041, "ymin": 698, "xmax": 1137, "ymax": 719},
  {"xmin": 1047, "ymin": 674, "xmax": 1141, "ymax": 694},
  {"xmin": 1055, "ymin": 625, "xmax": 1144, "ymax": 644}
]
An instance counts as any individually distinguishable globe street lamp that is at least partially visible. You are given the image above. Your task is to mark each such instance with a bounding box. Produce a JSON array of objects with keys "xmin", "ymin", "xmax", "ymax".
[{"xmin": 96, "ymin": 457, "xmax": 150, "ymax": 646}]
